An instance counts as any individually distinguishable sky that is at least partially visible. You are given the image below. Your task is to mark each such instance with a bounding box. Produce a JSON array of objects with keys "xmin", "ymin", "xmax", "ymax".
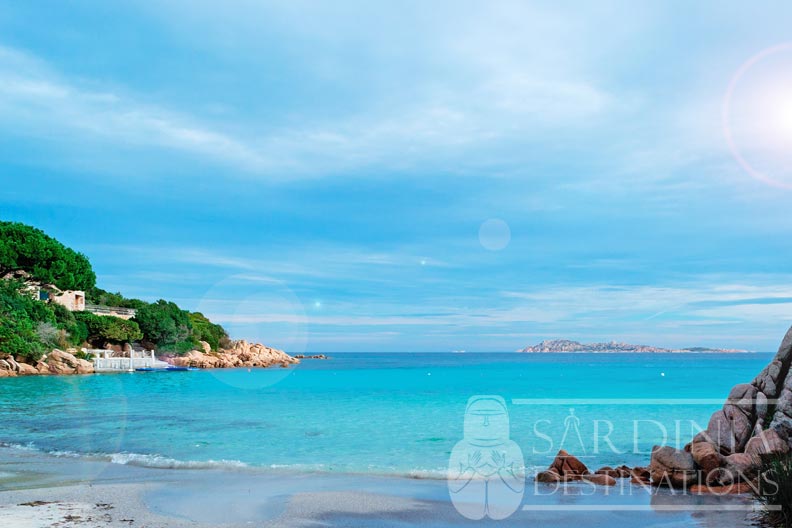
[{"xmin": 2, "ymin": 1, "xmax": 792, "ymax": 352}]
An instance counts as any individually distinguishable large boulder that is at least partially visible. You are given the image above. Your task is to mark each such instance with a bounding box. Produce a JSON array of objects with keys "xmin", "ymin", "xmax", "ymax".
[
  {"xmin": 0, "ymin": 365, "xmax": 13, "ymax": 377},
  {"xmin": 690, "ymin": 441, "xmax": 722, "ymax": 476},
  {"xmin": 696, "ymin": 384, "xmax": 758, "ymax": 455},
  {"xmin": 649, "ymin": 446, "xmax": 698, "ymax": 488},
  {"xmin": 0, "ymin": 354, "xmax": 44, "ymax": 377},
  {"xmin": 548, "ymin": 449, "xmax": 589, "ymax": 478},
  {"xmin": 0, "ymin": 359, "xmax": 16, "ymax": 377},
  {"xmin": 770, "ymin": 372, "xmax": 792, "ymax": 433},
  {"xmin": 745, "ymin": 428, "xmax": 790, "ymax": 459},
  {"xmin": 15, "ymin": 362, "xmax": 39, "ymax": 376},
  {"xmin": 43, "ymin": 349, "xmax": 94, "ymax": 375},
  {"xmin": 713, "ymin": 453, "xmax": 757, "ymax": 485},
  {"xmin": 761, "ymin": 326, "xmax": 792, "ymax": 433}
]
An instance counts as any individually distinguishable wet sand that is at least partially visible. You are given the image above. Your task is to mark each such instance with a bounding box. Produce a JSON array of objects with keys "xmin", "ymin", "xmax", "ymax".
[{"xmin": 0, "ymin": 446, "xmax": 761, "ymax": 527}]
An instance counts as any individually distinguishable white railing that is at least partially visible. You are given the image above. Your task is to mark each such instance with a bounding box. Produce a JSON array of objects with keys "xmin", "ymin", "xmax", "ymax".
[
  {"xmin": 89, "ymin": 349, "xmax": 169, "ymax": 372},
  {"xmin": 84, "ymin": 304, "xmax": 137, "ymax": 318}
]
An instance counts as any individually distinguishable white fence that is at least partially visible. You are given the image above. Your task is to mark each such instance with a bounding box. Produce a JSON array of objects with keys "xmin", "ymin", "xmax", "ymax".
[{"xmin": 88, "ymin": 349, "xmax": 170, "ymax": 372}]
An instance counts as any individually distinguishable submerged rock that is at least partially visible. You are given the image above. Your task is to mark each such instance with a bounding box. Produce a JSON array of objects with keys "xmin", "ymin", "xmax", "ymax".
[
  {"xmin": 535, "ymin": 469, "xmax": 562, "ymax": 483},
  {"xmin": 582, "ymin": 473, "xmax": 617, "ymax": 486},
  {"xmin": 689, "ymin": 482, "xmax": 755, "ymax": 495},
  {"xmin": 594, "ymin": 466, "xmax": 621, "ymax": 478}
]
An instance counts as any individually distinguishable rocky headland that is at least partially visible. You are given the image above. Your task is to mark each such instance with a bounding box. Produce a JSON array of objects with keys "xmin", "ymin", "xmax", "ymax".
[
  {"xmin": 535, "ymin": 326, "xmax": 792, "ymax": 495},
  {"xmin": 0, "ymin": 340, "xmax": 298, "ymax": 377},
  {"xmin": 170, "ymin": 340, "xmax": 298, "ymax": 369},
  {"xmin": 520, "ymin": 339, "xmax": 747, "ymax": 353},
  {"xmin": 644, "ymin": 325, "xmax": 792, "ymax": 492}
]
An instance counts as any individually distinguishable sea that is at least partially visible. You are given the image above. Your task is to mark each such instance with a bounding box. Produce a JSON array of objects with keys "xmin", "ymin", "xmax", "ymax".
[{"xmin": 0, "ymin": 352, "xmax": 774, "ymax": 480}]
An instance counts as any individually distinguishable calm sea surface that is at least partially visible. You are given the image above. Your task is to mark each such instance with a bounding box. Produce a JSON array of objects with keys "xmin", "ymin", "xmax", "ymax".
[{"xmin": 0, "ymin": 352, "xmax": 773, "ymax": 478}]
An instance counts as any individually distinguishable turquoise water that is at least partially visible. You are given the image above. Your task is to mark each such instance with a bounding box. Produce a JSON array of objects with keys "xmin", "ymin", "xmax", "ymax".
[{"xmin": 0, "ymin": 353, "xmax": 773, "ymax": 478}]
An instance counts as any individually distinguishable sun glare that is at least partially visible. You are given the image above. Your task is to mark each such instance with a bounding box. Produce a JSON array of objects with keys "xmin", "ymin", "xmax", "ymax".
[{"xmin": 777, "ymin": 94, "xmax": 792, "ymax": 140}]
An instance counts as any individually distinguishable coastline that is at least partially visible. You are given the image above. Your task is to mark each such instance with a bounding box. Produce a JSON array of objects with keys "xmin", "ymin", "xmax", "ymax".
[
  {"xmin": 0, "ymin": 351, "xmax": 780, "ymax": 526},
  {"xmin": 0, "ymin": 445, "xmax": 759, "ymax": 528}
]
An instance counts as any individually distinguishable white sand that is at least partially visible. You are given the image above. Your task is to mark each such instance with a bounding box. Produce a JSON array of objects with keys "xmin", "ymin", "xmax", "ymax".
[
  {"xmin": 0, "ymin": 446, "xmax": 761, "ymax": 528},
  {"xmin": 0, "ymin": 484, "xmax": 195, "ymax": 528}
]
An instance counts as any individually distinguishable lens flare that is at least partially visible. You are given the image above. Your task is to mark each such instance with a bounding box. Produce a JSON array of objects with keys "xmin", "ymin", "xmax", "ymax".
[{"xmin": 723, "ymin": 42, "xmax": 792, "ymax": 189}]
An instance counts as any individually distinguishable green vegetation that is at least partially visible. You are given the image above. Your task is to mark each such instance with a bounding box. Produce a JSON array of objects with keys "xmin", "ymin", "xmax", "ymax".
[
  {"xmin": 88, "ymin": 290, "xmax": 230, "ymax": 352},
  {"xmin": 0, "ymin": 280, "xmax": 86, "ymax": 362},
  {"xmin": 74, "ymin": 312, "xmax": 143, "ymax": 348},
  {"xmin": 0, "ymin": 221, "xmax": 95, "ymax": 291},
  {"xmin": 133, "ymin": 300, "xmax": 195, "ymax": 353},
  {"xmin": 189, "ymin": 312, "xmax": 231, "ymax": 351},
  {"xmin": 0, "ymin": 221, "xmax": 230, "ymax": 361},
  {"xmin": 86, "ymin": 287, "xmax": 148, "ymax": 309},
  {"xmin": 756, "ymin": 452, "xmax": 792, "ymax": 528},
  {"xmin": 0, "ymin": 280, "xmax": 48, "ymax": 361}
]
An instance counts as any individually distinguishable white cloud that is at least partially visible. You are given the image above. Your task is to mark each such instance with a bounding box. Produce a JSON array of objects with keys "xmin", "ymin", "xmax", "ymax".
[{"xmin": 0, "ymin": 0, "xmax": 621, "ymax": 181}]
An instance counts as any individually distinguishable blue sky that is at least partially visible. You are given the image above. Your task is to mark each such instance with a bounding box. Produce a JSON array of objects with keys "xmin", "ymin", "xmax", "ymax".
[{"xmin": 3, "ymin": 1, "xmax": 792, "ymax": 352}]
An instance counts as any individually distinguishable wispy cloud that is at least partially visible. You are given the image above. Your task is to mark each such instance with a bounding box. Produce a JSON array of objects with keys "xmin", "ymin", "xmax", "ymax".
[
  {"xmin": 0, "ymin": 11, "xmax": 618, "ymax": 179},
  {"xmin": 0, "ymin": 46, "xmax": 271, "ymax": 171}
]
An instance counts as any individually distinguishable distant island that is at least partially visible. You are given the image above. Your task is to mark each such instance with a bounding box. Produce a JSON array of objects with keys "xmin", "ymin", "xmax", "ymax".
[{"xmin": 518, "ymin": 339, "xmax": 749, "ymax": 353}]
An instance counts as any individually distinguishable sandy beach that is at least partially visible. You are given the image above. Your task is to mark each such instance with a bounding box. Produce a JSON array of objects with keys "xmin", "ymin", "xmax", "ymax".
[{"xmin": 0, "ymin": 446, "xmax": 761, "ymax": 528}]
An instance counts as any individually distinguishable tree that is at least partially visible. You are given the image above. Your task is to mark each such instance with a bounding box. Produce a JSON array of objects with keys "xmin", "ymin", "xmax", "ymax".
[
  {"xmin": 74, "ymin": 312, "xmax": 143, "ymax": 347},
  {"xmin": 0, "ymin": 221, "xmax": 96, "ymax": 291},
  {"xmin": 0, "ymin": 280, "xmax": 49, "ymax": 361},
  {"xmin": 133, "ymin": 300, "xmax": 194, "ymax": 351}
]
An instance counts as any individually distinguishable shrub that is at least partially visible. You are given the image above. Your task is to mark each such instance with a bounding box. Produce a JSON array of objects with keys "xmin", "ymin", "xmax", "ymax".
[
  {"xmin": 0, "ymin": 280, "xmax": 48, "ymax": 361},
  {"xmin": 755, "ymin": 452, "xmax": 792, "ymax": 527},
  {"xmin": 188, "ymin": 312, "xmax": 228, "ymax": 351},
  {"xmin": 36, "ymin": 321, "xmax": 61, "ymax": 347},
  {"xmin": 86, "ymin": 287, "xmax": 147, "ymax": 309},
  {"xmin": 68, "ymin": 319, "xmax": 89, "ymax": 346},
  {"xmin": 0, "ymin": 313, "xmax": 46, "ymax": 361}
]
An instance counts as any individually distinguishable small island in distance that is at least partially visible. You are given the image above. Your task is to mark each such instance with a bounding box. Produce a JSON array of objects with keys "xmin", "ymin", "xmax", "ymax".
[{"xmin": 518, "ymin": 339, "xmax": 749, "ymax": 353}]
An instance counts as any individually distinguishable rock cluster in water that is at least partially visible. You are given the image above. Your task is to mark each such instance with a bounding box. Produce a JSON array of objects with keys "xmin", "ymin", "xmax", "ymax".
[
  {"xmin": 536, "ymin": 449, "xmax": 650, "ymax": 487},
  {"xmin": 170, "ymin": 340, "xmax": 299, "ymax": 369},
  {"xmin": 647, "ymin": 325, "xmax": 792, "ymax": 492}
]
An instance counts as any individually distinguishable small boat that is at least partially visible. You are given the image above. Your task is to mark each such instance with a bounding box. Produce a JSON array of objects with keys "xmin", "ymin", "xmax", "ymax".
[{"xmin": 135, "ymin": 366, "xmax": 198, "ymax": 372}]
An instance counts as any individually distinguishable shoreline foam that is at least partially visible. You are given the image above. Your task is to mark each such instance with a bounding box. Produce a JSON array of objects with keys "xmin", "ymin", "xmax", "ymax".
[{"xmin": 0, "ymin": 445, "xmax": 759, "ymax": 528}]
